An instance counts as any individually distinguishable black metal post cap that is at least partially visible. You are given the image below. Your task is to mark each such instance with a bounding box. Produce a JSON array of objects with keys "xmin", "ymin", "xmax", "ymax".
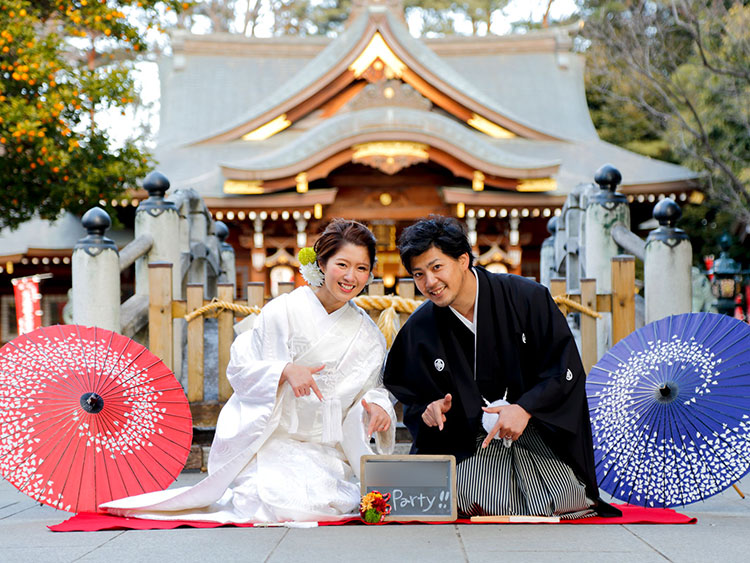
[
  {"xmin": 143, "ymin": 171, "xmax": 170, "ymax": 198},
  {"xmin": 653, "ymin": 199, "xmax": 682, "ymax": 228},
  {"xmin": 81, "ymin": 207, "xmax": 111, "ymax": 236},
  {"xmin": 547, "ymin": 215, "xmax": 558, "ymax": 235},
  {"xmin": 215, "ymin": 220, "xmax": 229, "ymax": 243},
  {"xmin": 594, "ymin": 164, "xmax": 622, "ymax": 191}
]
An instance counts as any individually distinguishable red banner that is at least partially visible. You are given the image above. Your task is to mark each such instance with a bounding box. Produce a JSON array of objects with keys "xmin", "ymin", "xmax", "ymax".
[{"xmin": 12, "ymin": 276, "xmax": 43, "ymax": 335}]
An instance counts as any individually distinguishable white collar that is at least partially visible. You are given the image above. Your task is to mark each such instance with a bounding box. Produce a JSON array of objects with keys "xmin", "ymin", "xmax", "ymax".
[{"xmin": 449, "ymin": 267, "xmax": 478, "ymax": 334}]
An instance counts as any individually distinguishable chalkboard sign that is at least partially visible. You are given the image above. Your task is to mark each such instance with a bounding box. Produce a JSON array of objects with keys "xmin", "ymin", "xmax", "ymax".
[{"xmin": 360, "ymin": 455, "xmax": 457, "ymax": 522}]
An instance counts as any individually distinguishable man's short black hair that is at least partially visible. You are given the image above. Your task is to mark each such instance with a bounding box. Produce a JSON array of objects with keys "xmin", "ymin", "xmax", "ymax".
[{"xmin": 398, "ymin": 215, "xmax": 474, "ymax": 274}]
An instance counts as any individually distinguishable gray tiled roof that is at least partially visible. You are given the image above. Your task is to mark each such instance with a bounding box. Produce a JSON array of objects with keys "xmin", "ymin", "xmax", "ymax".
[
  {"xmin": 157, "ymin": 47, "xmax": 320, "ymax": 149},
  {"xmin": 156, "ymin": 133, "xmax": 698, "ymax": 202},
  {"xmin": 152, "ymin": 7, "xmax": 698, "ymax": 201},
  {"xmin": 162, "ymin": 8, "xmax": 597, "ymax": 148},
  {"xmin": 220, "ymin": 107, "xmax": 559, "ymax": 175},
  {"xmin": 0, "ymin": 213, "xmax": 133, "ymax": 257},
  {"xmin": 174, "ymin": 16, "xmax": 370, "ymax": 146},
  {"xmin": 439, "ymin": 52, "xmax": 598, "ymax": 142},
  {"xmin": 489, "ymin": 138, "xmax": 699, "ymax": 188},
  {"xmin": 381, "ymin": 11, "xmax": 595, "ymax": 141}
]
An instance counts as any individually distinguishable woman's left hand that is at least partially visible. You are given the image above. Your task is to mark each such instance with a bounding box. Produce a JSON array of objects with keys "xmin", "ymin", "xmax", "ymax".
[{"xmin": 361, "ymin": 399, "xmax": 391, "ymax": 438}]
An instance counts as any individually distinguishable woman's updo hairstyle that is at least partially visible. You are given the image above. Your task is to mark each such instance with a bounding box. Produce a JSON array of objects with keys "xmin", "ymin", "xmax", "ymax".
[{"xmin": 314, "ymin": 219, "xmax": 377, "ymax": 271}]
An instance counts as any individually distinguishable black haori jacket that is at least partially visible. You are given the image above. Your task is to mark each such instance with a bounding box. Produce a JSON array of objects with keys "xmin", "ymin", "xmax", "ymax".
[{"xmin": 383, "ymin": 266, "xmax": 620, "ymax": 517}]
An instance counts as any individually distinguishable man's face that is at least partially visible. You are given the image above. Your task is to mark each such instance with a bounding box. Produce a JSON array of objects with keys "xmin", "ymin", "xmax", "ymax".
[{"xmin": 410, "ymin": 246, "xmax": 471, "ymax": 308}]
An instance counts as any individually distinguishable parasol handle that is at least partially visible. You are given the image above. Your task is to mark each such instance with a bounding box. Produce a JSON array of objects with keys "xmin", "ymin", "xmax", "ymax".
[{"xmin": 733, "ymin": 483, "xmax": 746, "ymax": 499}]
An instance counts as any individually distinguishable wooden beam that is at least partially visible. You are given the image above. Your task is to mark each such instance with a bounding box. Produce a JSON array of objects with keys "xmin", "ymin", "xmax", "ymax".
[
  {"xmin": 367, "ymin": 278, "xmax": 384, "ymax": 324},
  {"xmin": 277, "ymin": 281, "xmax": 295, "ymax": 295},
  {"xmin": 171, "ymin": 300, "xmax": 186, "ymax": 319},
  {"xmin": 401, "ymin": 68, "xmax": 473, "ymax": 121},
  {"xmin": 246, "ymin": 281, "xmax": 265, "ymax": 309},
  {"xmin": 320, "ymin": 80, "xmax": 367, "ymax": 118},
  {"xmin": 186, "ymin": 284, "xmax": 205, "ymax": 403},
  {"xmin": 611, "ymin": 255, "xmax": 636, "ymax": 345},
  {"xmin": 217, "ymin": 283, "xmax": 235, "ymax": 402},
  {"xmin": 580, "ymin": 278, "xmax": 597, "ymax": 374},
  {"xmin": 549, "ymin": 278, "xmax": 566, "ymax": 299},
  {"xmin": 285, "ymin": 70, "xmax": 357, "ymax": 122},
  {"xmin": 397, "ymin": 277, "xmax": 417, "ymax": 327},
  {"xmin": 148, "ymin": 262, "xmax": 173, "ymax": 370}
]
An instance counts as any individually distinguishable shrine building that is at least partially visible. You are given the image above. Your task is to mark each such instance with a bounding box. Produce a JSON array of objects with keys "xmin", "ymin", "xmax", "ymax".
[{"xmin": 0, "ymin": 0, "xmax": 700, "ymax": 317}]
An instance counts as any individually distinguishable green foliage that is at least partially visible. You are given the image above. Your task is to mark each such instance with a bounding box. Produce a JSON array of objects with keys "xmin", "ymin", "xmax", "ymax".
[
  {"xmin": 0, "ymin": 0, "xmax": 188, "ymax": 230},
  {"xmin": 679, "ymin": 203, "xmax": 750, "ymax": 267},
  {"xmin": 580, "ymin": 0, "xmax": 750, "ymax": 226},
  {"xmin": 307, "ymin": 0, "xmax": 353, "ymax": 36}
]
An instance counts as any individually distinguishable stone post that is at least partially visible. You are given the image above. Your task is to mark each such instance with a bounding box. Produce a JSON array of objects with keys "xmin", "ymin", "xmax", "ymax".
[
  {"xmin": 540, "ymin": 216, "xmax": 558, "ymax": 289},
  {"xmin": 135, "ymin": 172, "xmax": 184, "ymax": 385},
  {"xmin": 584, "ymin": 165, "xmax": 629, "ymax": 357},
  {"xmin": 186, "ymin": 197, "xmax": 210, "ymax": 291},
  {"xmin": 584, "ymin": 165, "xmax": 630, "ymax": 292},
  {"xmin": 72, "ymin": 207, "xmax": 120, "ymax": 331},
  {"xmin": 134, "ymin": 172, "xmax": 182, "ymax": 298},
  {"xmin": 205, "ymin": 219, "xmax": 220, "ymax": 299},
  {"xmin": 563, "ymin": 188, "xmax": 583, "ymax": 292},
  {"xmin": 645, "ymin": 199, "xmax": 692, "ymax": 323},
  {"xmin": 216, "ymin": 220, "xmax": 236, "ymax": 298}
]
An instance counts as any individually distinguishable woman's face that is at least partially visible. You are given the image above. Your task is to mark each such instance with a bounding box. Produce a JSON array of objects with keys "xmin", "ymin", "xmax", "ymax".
[{"xmin": 318, "ymin": 242, "xmax": 371, "ymax": 306}]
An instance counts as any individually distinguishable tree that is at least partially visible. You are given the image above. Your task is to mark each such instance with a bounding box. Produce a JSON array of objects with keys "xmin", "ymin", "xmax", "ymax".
[
  {"xmin": 579, "ymin": 0, "xmax": 750, "ymax": 226},
  {"xmin": 0, "ymin": 0, "xmax": 187, "ymax": 230}
]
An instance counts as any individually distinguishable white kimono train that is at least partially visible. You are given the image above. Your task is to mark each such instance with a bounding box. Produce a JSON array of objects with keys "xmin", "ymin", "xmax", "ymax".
[{"xmin": 101, "ymin": 286, "xmax": 396, "ymax": 523}]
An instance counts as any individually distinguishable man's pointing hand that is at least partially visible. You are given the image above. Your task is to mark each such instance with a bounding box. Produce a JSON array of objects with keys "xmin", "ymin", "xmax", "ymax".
[{"xmin": 422, "ymin": 393, "xmax": 453, "ymax": 430}]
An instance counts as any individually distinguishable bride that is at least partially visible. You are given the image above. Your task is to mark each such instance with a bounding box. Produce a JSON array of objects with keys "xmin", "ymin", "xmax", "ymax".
[{"xmin": 101, "ymin": 219, "xmax": 396, "ymax": 523}]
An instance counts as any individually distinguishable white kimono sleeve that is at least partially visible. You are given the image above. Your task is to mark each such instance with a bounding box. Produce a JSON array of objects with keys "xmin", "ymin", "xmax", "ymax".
[
  {"xmin": 340, "ymin": 324, "xmax": 396, "ymax": 479},
  {"xmin": 207, "ymin": 297, "xmax": 291, "ymax": 474}
]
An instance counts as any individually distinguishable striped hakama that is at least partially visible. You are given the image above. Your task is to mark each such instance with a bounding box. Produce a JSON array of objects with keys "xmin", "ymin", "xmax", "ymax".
[{"xmin": 456, "ymin": 423, "xmax": 595, "ymax": 519}]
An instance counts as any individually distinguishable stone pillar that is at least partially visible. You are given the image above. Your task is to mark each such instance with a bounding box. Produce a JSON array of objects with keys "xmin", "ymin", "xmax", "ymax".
[
  {"xmin": 134, "ymin": 172, "xmax": 181, "ymax": 298},
  {"xmin": 72, "ymin": 207, "xmax": 120, "ymax": 331},
  {"xmin": 645, "ymin": 199, "xmax": 692, "ymax": 323},
  {"xmin": 584, "ymin": 165, "xmax": 630, "ymax": 292},
  {"xmin": 540, "ymin": 216, "xmax": 558, "ymax": 289},
  {"xmin": 563, "ymin": 188, "xmax": 584, "ymax": 292},
  {"xmin": 187, "ymin": 198, "xmax": 210, "ymax": 290},
  {"xmin": 216, "ymin": 220, "xmax": 236, "ymax": 298},
  {"xmin": 584, "ymin": 165, "xmax": 629, "ymax": 358}
]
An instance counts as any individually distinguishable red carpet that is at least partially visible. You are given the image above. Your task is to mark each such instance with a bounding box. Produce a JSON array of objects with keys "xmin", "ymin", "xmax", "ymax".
[{"xmin": 49, "ymin": 504, "xmax": 695, "ymax": 531}]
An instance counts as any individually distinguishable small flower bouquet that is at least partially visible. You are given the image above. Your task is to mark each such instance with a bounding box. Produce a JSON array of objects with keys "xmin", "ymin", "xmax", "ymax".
[{"xmin": 359, "ymin": 490, "xmax": 391, "ymax": 524}]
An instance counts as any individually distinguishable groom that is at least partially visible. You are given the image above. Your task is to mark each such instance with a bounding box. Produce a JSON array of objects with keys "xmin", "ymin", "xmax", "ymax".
[{"xmin": 383, "ymin": 216, "xmax": 619, "ymax": 517}]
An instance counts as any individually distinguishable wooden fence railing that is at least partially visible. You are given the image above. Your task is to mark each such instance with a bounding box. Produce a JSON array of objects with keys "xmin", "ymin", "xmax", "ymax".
[
  {"xmin": 549, "ymin": 255, "xmax": 635, "ymax": 373},
  {"xmin": 147, "ymin": 263, "xmax": 423, "ymax": 424},
  {"xmin": 148, "ymin": 256, "xmax": 635, "ymax": 423}
]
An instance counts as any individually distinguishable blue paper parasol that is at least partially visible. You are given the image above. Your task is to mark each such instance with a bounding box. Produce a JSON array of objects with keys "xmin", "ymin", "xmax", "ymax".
[{"xmin": 587, "ymin": 312, "xmax": 750, "ymax": 507}]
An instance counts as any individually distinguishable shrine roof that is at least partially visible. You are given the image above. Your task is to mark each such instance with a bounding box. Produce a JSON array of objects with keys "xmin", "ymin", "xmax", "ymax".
[
  {"xmin": 218, "ymin": 107, "xmax": 559, "ymax": 180},
  {"xmin": 158, "ymin": 9, "xmax": 597, "ymax": 148}
]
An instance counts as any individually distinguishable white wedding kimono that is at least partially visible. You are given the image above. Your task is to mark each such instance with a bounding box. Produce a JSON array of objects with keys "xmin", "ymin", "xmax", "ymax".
[{"xmin": 101, "ymin": 286, "xmax": 395, "ymax": 523}]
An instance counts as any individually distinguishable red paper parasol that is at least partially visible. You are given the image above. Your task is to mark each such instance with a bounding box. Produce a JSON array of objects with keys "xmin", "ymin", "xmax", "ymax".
[{"xmin": 0, "ymin": 325, "xmax": 193, "ymax": 513}]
